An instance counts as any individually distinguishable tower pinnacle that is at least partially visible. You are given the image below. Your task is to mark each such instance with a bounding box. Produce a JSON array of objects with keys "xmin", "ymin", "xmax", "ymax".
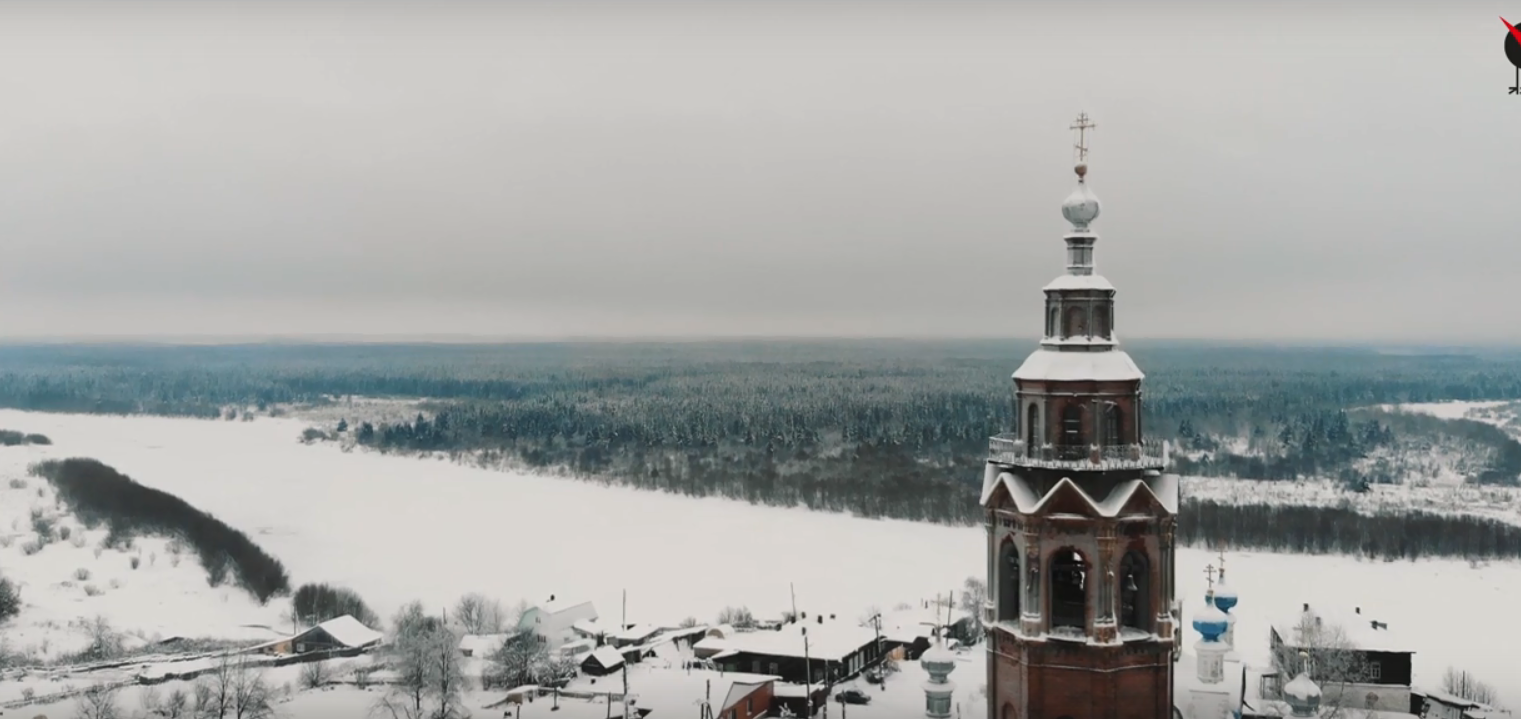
[{"xmin": 1071, "ymin": 112, "xmax": 1096, "ymax": 180}]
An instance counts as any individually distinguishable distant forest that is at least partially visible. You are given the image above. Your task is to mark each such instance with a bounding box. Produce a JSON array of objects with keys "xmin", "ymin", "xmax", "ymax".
[{"xmin": 1, "ymin": 341, "xmax": 1520, "ymax": 555}]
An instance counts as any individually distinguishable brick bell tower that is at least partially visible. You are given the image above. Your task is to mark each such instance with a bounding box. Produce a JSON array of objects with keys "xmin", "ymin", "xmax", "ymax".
[{"xmin": 979, "ymin": 114, "xmax": 1179, "ymax": 719}]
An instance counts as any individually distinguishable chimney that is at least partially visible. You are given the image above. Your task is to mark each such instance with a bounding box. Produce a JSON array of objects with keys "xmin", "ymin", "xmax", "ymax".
[
  {"xmin": 817, "ymin": 616, "xmax": 824, "ymax": 625},
  {"xmin": 1302, "ymin": 603, "xmax": 1309, "ymax": 613},
  {"xmin": 1355, "ymin": 607, "xmax": 1361, "ymax": 614},
  {"xmin": 549, "ymin": 594, "xmax": 556, "ymax": 602},
  {"xmin": 1315, "ymin": 617, "xmax": 1322, "ymax": 628}
]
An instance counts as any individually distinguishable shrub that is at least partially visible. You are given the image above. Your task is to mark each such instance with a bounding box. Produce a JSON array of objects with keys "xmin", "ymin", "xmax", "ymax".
[
  {"xmin": 0, "ymin": 574, "xmax": 20, "ymax": 623},
  {"xmin": 29, "ymin": 508, "xmax": 55, "ymax": 543},
  {"xmin": 130, "ymin": 556, "xmax": 141, "ymax": 570},
  {"xmin": 292, "ymin": 583, "xmax": 379, "ymax": 628},
  {"xmin": 71, "ymin": 534, "xmax": 87, "ymax": 548},
  {"xmin": 299, "ymin": 659, "xmax": 330, "ymax": 689},
  {"xmin": 84, "ymin": 584, "xmax": 103, "ymax": 597},
  {"xmin": 7, "ymin": 478, "xmax": 25, "ymax": 489},
  {"xmin": 59, "ymin": 525, "xmax": 72, "ymax": 541},
  {"xmin": 75, "ymin": 567, "xmax": 92, "ymax": 581},
  {"xmin": 21, "ymin": 540, "xmax": 43, "ymax": 556},
  {"xmin": 30, "ymin": 458, "xmax": 290, "ymax": 602}
]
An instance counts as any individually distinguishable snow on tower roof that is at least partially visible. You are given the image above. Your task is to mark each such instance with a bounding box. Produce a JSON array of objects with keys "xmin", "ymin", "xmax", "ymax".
[
  {"xmin": 1043, "ymin": 273, "xmax": 1115, "ymax": 292},
  {"xmin": 1013, "ymin": 349, "xmax": 1143, "ymax": 382},
  {"xmin": 982, "ymin": 472, "xmax": 1178, "ymax": 516}
]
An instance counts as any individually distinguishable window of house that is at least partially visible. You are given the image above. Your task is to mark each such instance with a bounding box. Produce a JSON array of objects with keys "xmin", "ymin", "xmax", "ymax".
[
  {"xmin": 769, "ymin": 662, "xmax": 779, "ymax": 675},
  {"xmin": 1368, "ymin": 662, "xmax": 1381, "ymax": 681},
  {"xmin": 747, "ymin": 696, "xmax": 754, "ymax": 714}
]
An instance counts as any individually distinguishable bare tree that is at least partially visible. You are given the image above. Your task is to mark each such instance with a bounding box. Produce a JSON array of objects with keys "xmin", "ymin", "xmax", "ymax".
[
  {"xmin": 487, "ymin": 634, "xmax": 549, "ymax": 690},
  {"xmin": 73, "ymin": 684, "xmax": 122, "ymax": 719},
  {"xmin": 193, "ymin": 655, "xmax": 273, "ymax": 719},
  {"xmin": 300, "ymin": 659, "xmax": 331, "ymax": 690},
  {"xmin": 716, "ymin": 606, "xmax": 755, "ymax": 629},
  {"xmin": 375, "ymin": 609, "xmax": 465, "ymax": 719},
  {"xmin": 163, "ymin": 688, "xmax": 191, "ymax": 719},
  {"xmin": 962, "ymin": 576, "xmax": 988, "ymax": 626},
  {"xmin": 83, "ymin": 615, "xmax": 123, "ymax": 662},
  {"xmin": 453, "ymin": 593, "xmax": 505, "ymax": 635},
  {"xmin": 1442, "ymin": 667, "xmax": 1501, "ymax": 707}
]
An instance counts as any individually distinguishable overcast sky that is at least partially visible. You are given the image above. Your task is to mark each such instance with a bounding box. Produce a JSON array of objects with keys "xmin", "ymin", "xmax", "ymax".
[{"xmin": 0, "ymin": 1, "xmax": 1514, "ymax": 342}]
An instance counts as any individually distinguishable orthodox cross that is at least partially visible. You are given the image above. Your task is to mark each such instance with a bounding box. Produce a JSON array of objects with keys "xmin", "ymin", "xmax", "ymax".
[
  {"xmin": 1204, "ymin": 563, "xmax": 1216, "ymax": 593},
  {"xmin": 1217, "ymin": 549, "xmax": 1227, "ymax": 582},
  {"xmin": 1070, "ymin": 113, "xmax": 1096, "ymax": 164}
]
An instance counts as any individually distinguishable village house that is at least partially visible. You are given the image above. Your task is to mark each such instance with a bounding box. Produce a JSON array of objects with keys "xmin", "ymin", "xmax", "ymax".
[
  {"xmin": 1416, "ymin": 689, "xmax": 1516, "ymax": 719},
  {"xmin": 700, "ymin": 617, "xmax": 882, "ymax": 685},
  {"xmin": 517, "ymin": 596, "xmax": 599, "ymax": 650},
  {"xmin": 256, "ymin": 615, "xmax": 383, "ymax": 656},
  {"xmin": 565, "ymin": 663, "xmax": 780, "ymax": 719},
  {"xmin": 580, "ymin": 645, "xmax": 627, "ymax": 677},
  {"xmin": 1267, "ymin": 603, "xmax": 1414, "ymax": 713},
  {"xmin": 878, "ymin": 603, "xmax": 978, "ymax": 660}
]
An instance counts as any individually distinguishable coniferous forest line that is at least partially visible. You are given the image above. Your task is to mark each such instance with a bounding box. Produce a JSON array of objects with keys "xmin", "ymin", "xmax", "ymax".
[{"xmin": 2, "ymin": 341, "xmax": 1521, "ymax": 557}]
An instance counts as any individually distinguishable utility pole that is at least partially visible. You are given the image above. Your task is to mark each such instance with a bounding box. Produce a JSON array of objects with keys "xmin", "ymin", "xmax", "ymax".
[
  {"xmin": 802, "ymin": 626, "xmax": 812, "ymax": 719},
  {"xmin": 790, "ymin": 583, "xmax": 798, "ymax": 622},
  {"xmin": 621, "ymin": 589, "xmax": 629, "ymax": 719}
]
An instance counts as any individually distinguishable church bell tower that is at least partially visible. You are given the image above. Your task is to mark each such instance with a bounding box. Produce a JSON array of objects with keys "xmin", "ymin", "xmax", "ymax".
[{"xmin": 980, "ymin": 114, "xmax": 1179, "ymax": 719}]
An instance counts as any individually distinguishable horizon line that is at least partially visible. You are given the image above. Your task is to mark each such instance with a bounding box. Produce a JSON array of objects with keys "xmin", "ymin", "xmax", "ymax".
[{"xmin": 0, "ymin": 333, "xmax": 1518, "ymax": 349}]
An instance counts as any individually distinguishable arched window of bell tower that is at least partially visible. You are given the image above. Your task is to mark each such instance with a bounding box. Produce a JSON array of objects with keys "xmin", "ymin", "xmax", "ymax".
[
  {"xmin": 1025, "ymin": 403, "xmax": 1041, "ymax": 453},
  {"xmin": 1064, "ymin": 305, "xmax": 1087, "ymax": 338},
  {"xmin": 1047, "ymin": 306, "xmax": 1058, "ymax": 338},
  {"xmin": 1102, "ymin": 403, "xmax": 1123, "ymax": 447},
  {"xmin": 998, "ymin": 539, "xmax": 1020, "ymax": 622},
  {"xmin": 1093, "ymin": 304, "xmax": 1111, "ymax": 339},
  {"xmin": 1120, "ymin": 550, "xmax": 1152, "ymax": 634},
  {"xmin": 1060, "ymin": 403, "xmax": 1085, "ymax": 451},
  {"xmin": 1049, "ymin": 547, "xmax": 1090, "ymax": 632}
]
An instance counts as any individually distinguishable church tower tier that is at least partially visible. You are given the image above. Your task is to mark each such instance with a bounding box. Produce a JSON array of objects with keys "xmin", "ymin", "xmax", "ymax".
[{"xmin": 980, "ymin": 114, "xmax": 1179, "ymax": 719}]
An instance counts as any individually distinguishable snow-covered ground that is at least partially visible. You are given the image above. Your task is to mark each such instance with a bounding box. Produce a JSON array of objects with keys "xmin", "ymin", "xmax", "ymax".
[
  {"xmin": 0, "ymin": 409, "xmax": 1517, "ymax": 711},
  {"xmin": 1180, "ymin": 474, "xmax": 1521, "ymax": 528}
]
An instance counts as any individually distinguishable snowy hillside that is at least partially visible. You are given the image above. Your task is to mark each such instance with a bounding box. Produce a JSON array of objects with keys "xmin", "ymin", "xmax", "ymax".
[
  {"xmin": 0, "ymin": 473, "xmax": 286, "ymax": 662},
  {"xmin": 0, "ymin": 408, "xmax": 1516, "ymax": 709}
]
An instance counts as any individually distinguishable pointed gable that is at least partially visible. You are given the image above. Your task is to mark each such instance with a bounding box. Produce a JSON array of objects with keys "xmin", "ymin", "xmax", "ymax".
[
  {"xmin": 982, "ymin": 472, "xmax": 1041, "ymax": 512},
  {"xmin": 1109, "ymin": 479, "xmax": 1171, "ymax": 518},
  {"xmin": 1029, "ymin": 476, "xmax": 1101, "ymax": 518}
]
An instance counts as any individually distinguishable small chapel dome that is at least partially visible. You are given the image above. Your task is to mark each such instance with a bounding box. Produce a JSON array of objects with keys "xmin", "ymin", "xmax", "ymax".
[
  {"xmin": 1283, "ymin": 670, "xmax": 1323, "ymax": 717},
  {"xmin": 1061, "ymin": 180, "xmax": 1101, "ymax": 231},
  {"xmin": 1213, "ymin": 581, "xmax": 1238, "ymax": 613},
  {"xmin": 1191, "ymin": 595, "xmax": 1229, "ymax": 643}
]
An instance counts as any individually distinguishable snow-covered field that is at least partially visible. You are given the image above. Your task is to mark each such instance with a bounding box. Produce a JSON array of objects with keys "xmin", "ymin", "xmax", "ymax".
[{"xmin": 0, "ymin": 409, "xmax": 1517, "ymax": 711}]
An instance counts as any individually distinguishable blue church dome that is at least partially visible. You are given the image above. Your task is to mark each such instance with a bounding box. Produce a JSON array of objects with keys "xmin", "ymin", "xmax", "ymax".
[
  {"xmin": 1192, "ymin": 595, "xmax": 1229, "ymax": 643},
  {"xmin": 1213, "ymin": 581, "xmax": 1238, "ymax": 613}
]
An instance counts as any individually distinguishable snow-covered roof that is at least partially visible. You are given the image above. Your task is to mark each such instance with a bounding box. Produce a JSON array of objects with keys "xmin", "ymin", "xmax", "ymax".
[
  {"xmin": 310, "ymin": 615, "xmax": 383, "ymax": 648},
  {"xmin": 539, "ymin": 599, "xmax": 598, "ymax": 619},
  {"xmin": 1043, "ymin": 273, "xmax": 1115, "ymax": 292},
  {"xmin": 1013, "ymin": 348, "xmax": 1143, "ymax": 382},
  {"xmin": 458, "ymin": 633, "xmax": 514, "ymax": 655},
  {"xmin": 981, "ymin": 472, "xmax": 1179, "ymax": 517},
  {"xmin": 585, "ymin": 646, "xmax": 626, "ymax": 670},
  {"xmin": 572, "ymin": 619, "xmax": 605, "ymax": 636},
  {"xmin": 565, "ymin": 665, "xmax": 777, "ymax": 714},
  {"xmin": 880, "ymin": 605, "xmax": 972, "ymax": 643},
  {"xmin": 615, "ymin": 624, "xmax": 662, "ymax": 643},
  {"xmin": 1270, "ymin": 605, "xmax": 1408, "ymax": 654},
  {"xmin": 703, "ymin": 621, "xmax": 877, "ymax": 662}
]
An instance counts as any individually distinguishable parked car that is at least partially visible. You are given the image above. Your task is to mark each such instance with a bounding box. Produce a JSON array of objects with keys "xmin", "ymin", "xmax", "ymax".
[
  {"xmin": 864, "ymin": 668, "xmax": 884, "ymax": 684},
  {"xmin": 835, "ymin": 689, "xmax": 871, "ymax": 705}
]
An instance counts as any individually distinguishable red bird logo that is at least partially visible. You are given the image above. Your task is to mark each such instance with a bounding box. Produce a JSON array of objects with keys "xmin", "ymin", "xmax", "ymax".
[{"xmin": 1504, "ymin": 16, "xmax": 1521, "ymax": 94}]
